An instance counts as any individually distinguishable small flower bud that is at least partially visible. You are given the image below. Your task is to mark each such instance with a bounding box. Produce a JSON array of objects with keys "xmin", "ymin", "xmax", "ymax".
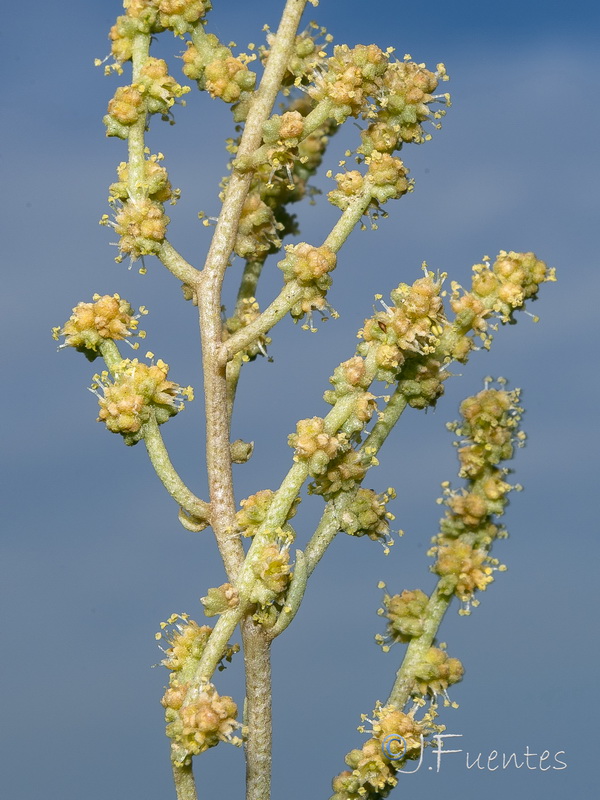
[
  {"xmin": 381, "ymin": 588, "xmax": 429, "ymax": 642},
  {"xmin": 201, "ymin": 583, "xmax": 239, "ymax": 617},
  {"xmin": 413, "ymin": 646, "xmax": 464, "ymax": 698}
]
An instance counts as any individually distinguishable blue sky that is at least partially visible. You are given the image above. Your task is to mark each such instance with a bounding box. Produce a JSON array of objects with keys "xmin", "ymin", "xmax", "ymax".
[{"xmin": 2, "ymin": 1, "xmax": 599, "ymax": 798}]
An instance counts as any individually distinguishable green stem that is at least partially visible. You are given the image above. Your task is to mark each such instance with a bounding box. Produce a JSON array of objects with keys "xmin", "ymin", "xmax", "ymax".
[
  {"xmin": 267, "ymin": 549, "xmax": 307, "ymax": 639},
  {"xmin": 143, "ymin": 416, "xmax": 211, "ymax": 525},
  {"xmin": 195, "ymin": 602, "xmax": 249, "ymax": 682},
  {"xmin": 222, "ymin": 282, "xmax": 304, "ymax": 362},
  {"xmin": 237, "ymin": 259, "xmax": 266, "ymax": 305},
  {"xmin": 234, "ymin": 97, "xmax": 335, "ymax": 171},
  {"xmin": 172, "ymin": 762, "xmax": 198, "ymax": 800},
  {"xmin": 191, "ymin": 10, "xmax": 309, "ymax": 800},
  {"xmin": 222, "ymin": 186, "xmax": 376, "ymax": 362},
  {"xmin": 386, "ymin": 584, "xmax": 452, "ymax": 708},
  {"xmin": 159, "ymin": 240, "xmax": 201, "ymax": 285},
  {"xmin": 226, "ymin": 258, "xmax": 268, "ymax": 415},
  {"xmin": 98, "ymin": 340, "xmax": 123, "ymax": 374},
  {"xmin": 241, "ymin": 619, "xmax": 272, "ymax": 800},
  {"xmin": 127, "ymin": 34, "xmax": 150, "ymax": 198},
  {"xmin": 195, "ymin": 1, "xmax": 312, "ymax": 583}
]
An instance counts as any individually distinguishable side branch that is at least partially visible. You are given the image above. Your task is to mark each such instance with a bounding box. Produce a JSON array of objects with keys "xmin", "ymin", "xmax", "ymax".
[
  {"xmin": 143, "ymin": 416, "xmax": 211, "ymax": 526},
  {"xmin": 159, "ymin": 240, "xmax": 202, "ymax": 285},
  {"xmin": 221, "ymin": 186, "xmax": 377, "ymax": 362}
]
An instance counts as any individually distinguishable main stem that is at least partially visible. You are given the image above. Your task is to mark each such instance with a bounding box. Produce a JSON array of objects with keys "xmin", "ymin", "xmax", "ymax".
[
  {"xmin": 241, "ymin": 618, "xmax": 273, "ymax": 800},
  {"xmin": 194, "ymin": 3, "xmax": 308, "ymax": 799}
]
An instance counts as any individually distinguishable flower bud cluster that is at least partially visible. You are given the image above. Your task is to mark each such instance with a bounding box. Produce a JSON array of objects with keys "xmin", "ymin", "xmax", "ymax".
[
  {"xmin": 158, "ymin": 613, "xmax": 212, "ymax": 671},
  {"xmin": 450, "ymin": 251, "xmax": 556, "ymax": 358},
  {"xmin": 200, "ymin": 583, "xmax": 239, "ymax": 617},
  {"xmin": 260, "ymin": 23, "xmax": 332, "ymax": 89},
  {"xmin": 429, "ymin": 386, "xmax": 523, "ymax": 611},
  {"xmin": 104, "ymin": 58, "xmax": 190, "ymax": 138},
  {"xmin": 322, "ymin": 356, "xmax": 377, "ymax": 440},
  {"xmin": 262, "ymin": 110, "xmax": 306, "ymax": 147},
  {"xmin": 366, "ymin": 151, "xmax": 410, "ymax": 206},
  {"xmin": 108, "ymin": 1, "xmax": 212, "ymax": 66},
  {"xmin": 309, "ymin": 448, "xmax": 368, "ymax": 497},
  {"xmin": 328, "ymin": 152, "xmax": 410, "ymax": 212},
  {"xmin": 288, "ymin": 416, "xmax": 348, "ymax": 476},
  {"xmin": 109, "ymin": 153, "xmax": 176, "ymax": 204},
  {"xmin": 53, "ymin": 294, "xmax": 146, "ymax": 359},
  {"xmin": 379, "ymin": 588, "xmax": 429, "ymax": 643},
  {"xmin": 412, "ymin": 646, "xmax": 464, "ymax": 699},
  {"xmin": 165, "ymin": 681, "xmax": 239, "ymax": 763},
  {"xmin": 360, "ymin": 59, "xmax": 449, "ymax": 154},
  {"xmin": 358, "ymin": 271, "xmax": 446, "ymax": 386},
  {"xmin": 110, "ymin": 196, "xmax": 170, "ymax": 262},
  {"xmin": 182, "ymin": 33, "xmax": 256, "ymax": 107},
  {"xmin": 249, "ymin": 540, "xmax": 292, "ymax": 608},
  {"xmin": 309, "ymin": 44, "xmax": 390, "ymax": 124},
  {"xmin": 338, "ymin": 487, "xmax": 396, "ymax": 548},
  {"xmin": 158, "ymin": 0, "xmax": 211, "ymax": 36},
  {"xmin": 396, "ymin": 355, "xmax": 445, "ymax": 409},
  {"xmin": 225, "ymin": 96, "xmax": 334, "ymax": 260},
  {"xmin": 232, "ymin": 193, "xmax": 284, "ymax": 259},
  {"xmin": 158, "ymin": 613, "xmax": 240, "ymax": 764},
  {"xmin": 225, "ymin": 298, "xmax": 271, "ymax": 361},
  {"xmin": 93, "ymin": 356, "xmax": 193, "ymax": 445},
  {"xmin": 235, "ymin": 490, "xmax": 299, "ymax": 538},
  {"xmin": 332, "ymin": 704, "xmax": 437, "ymax": 799},
  {"xmin": 234, "ymin": 488, "xmax": 298, "ymax": 617},
  {"xmin": 278, "ymin": 243, "xmax": 338, "ymax": 324}
]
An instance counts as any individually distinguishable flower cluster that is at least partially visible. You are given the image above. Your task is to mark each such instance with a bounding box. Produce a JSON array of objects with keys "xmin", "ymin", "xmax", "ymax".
[
  {"xmin": 104, "ymin": 58, "xmax": 190, "ymax": 138},
  {"xmin": 309, "ymin": 448, "xmax": 368, "ymax": 497},
  {"xmin": 249, "ymin": 539, "xmax": 292, "ymax": 609},
  {"xmin": 412, "ymin": 646, "xmax": 464, "ymax": 701},
  {"xmin": 52, "ymin": 294, "xmax": 146, "ymax": 359},
  {"xmin": 234, "ymin": 490, "xmax": 298, "ymax": 621},
  {"xmin": 338, "ymin": 487, "xmax": 396, "ymax": 548},
  {"xmin": 359, "ymin": 59, "xmax": 449, "ymax": 154},
  {"xmin": 235, "ymin": 490, "xmax": 299, "ymax": 538},
  {"xmin": 92, "ymin": 356, "xmax": 193, "ymax": 445},
  {"xmin": 200, "ymin": 583, "xmax": 239, "ymax": 617},
  {"xmin": 378, "ymin": 588, "xmax": 429, "ymax": 644},
  {"xmin": 288, "ymin": 416, "xmax": 348, "ymax": 476},
  {"xmin": 158, "ymin": 614, "xmax": 240, "ymax": 765},
  {"xmin": 107, "ymin": 0, "xmax": 212, "ymax": 67},
  {"xmin": 227, "ymin": 96, "xmax": 336, "ymax": 260},
  {"xmin": 109, "ymin": 196, "xmax": 170, "ymax": 263},
  {"xmin": 182, "ymin": 32, "xmax": 256, "ymax": 110},
  {"xmin": 449, "ymin": 251, "xmax": 556, "ymax": 358},
  {"xmin": 332, "ymin": 704, "xmax": 438, "ymax": 799},
  {"xmin": 104, "ymin": 152, "xmax": 178, "ymax": 266},
  {"xmin": 225, "ymin": 298, "xmax": 271, "ymax": 361},
  {"xmin": 109, "ymin": 153, "xmax": 176, "ymax": 204},
  {"xmin": 158, "ymin": 614, "xmax": 213, "ymax": 672},
  {"xmin": 309, "ymin": 44, "xmax": 390, "ymax": 123},
  {"xmin": 165, "ymin": 681, "xmax": 239, "ymax": 764},
  {"xmin": 278, "ymin": 243, "xmax": 338, "ymax": 325},
  {"xmin": 429, "ymin": 385, "xmax": 523, "ymax": 611},
  {"xmin": 328, "ymin": 152, "xmax": 410, "ymax": 212},
  {"xmin": 232, "ymin": 193, "xmax": 284, "ymax": 259},
  {"xmin": 260, "ymin": 22, "xmax": 332, "ymax": 89},
  {"xmin": 358, "ymin": 271, "xmax": 446, "ymax": 386}
]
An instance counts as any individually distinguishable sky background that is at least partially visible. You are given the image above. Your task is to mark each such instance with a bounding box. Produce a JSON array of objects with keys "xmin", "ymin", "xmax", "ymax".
[{"xmin": 1, "ymin": 1, "xmax": 599, "ymax": 798}]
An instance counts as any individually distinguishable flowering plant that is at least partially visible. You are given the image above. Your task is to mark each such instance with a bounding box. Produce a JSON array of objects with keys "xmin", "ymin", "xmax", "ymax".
[{"xmin": 54, "ymin": 2, "xmax": 554, "ymax": 798}]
